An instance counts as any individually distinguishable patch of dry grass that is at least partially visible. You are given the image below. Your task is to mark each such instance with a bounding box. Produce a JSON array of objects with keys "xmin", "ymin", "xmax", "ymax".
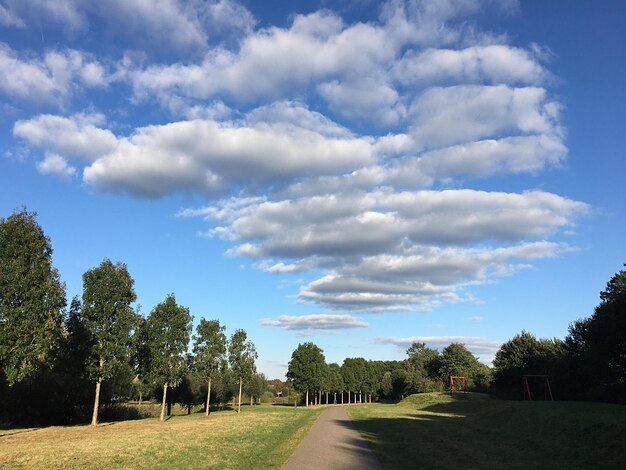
[{"xmin": 0, "ymin": 405, "xmax": 321, "ymax": 469}]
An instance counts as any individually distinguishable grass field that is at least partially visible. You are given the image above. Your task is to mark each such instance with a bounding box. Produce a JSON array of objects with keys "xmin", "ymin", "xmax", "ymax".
[
  {"xmin": 347, "ymin": 393, "xmax": 626, "ymax": 469},
  {"xmin": 0, "ymin": 405, "xmax": 322, "ymax": 469}
]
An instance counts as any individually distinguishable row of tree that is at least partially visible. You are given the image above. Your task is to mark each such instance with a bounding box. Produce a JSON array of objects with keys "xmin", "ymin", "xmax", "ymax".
[
  {"xmin": 0, "ymin": 209, "xmax": 259, "ymax": 426},
  {"xmin": 492, "ymin": 264, "xmax": 626, "ymax": 403},
  {"xmin": 286, "ymin": 340, "xmax": 492, "ymax": 405}
]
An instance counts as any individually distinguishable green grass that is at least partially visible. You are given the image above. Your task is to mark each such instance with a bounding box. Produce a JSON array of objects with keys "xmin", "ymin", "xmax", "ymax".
[
  {"xmin": 347, "ymin": 393, "xmax": 626, "ymax": 469},
  {"xmin": 0, "ymin": 404, "xmax": 322, "ymax": 469}
]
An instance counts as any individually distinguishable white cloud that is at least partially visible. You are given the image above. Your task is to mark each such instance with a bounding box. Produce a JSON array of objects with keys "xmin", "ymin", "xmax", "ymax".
[
  {"xmin": 0, "ymin": 4, "xmax": 24, "ymax": 27},
  {"xmin": 7, "ymin": 0, "xmax": 588, "ymax": 316},
  {"xmin": 214, "ymin": 190, "xmax": 586, "ymax": 260},
  {"xmin": 14, "ymin": 113, "xmax": 117, "ymax": 160},
  {"xmin": 317, "ymin": 78, "xmax": 406, "ymax": 126},
  {"xmin": 297, "ymin": 241, "xmax": 569, "ymax": 311},
  {"xmin": 394, "ymin": 45, "xmax": 548, "ymax": 86},
  {"xmin": 0, "ymin": 44, "xmax": 109, "ymax": 104},
  {"xmin": 0, "ymin": 0, "xmax": 256, "ymax": 54},
  {"xmin": 376, "ymin": 335, "xmax": 503, "ymax": 356},
  {"xmin": 35, "ymin": 153, "xmax": 76, "ymax": 179},
  {"xmin": 82, "ymin": 119, "xmax": 374, "ymax": 198},
  {"xmin": 410, "ymin": 85, "xmax": 560, "ymax": 149},
  {"xmin": 260, "ymin": 313, "xmax": 368, "ymax": 334}
]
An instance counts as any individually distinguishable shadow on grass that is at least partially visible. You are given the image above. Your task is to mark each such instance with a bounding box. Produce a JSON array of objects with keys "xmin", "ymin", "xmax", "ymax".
[{"xmin": 348, "ymin": 397, "xmax": 626, "ymax": 470}]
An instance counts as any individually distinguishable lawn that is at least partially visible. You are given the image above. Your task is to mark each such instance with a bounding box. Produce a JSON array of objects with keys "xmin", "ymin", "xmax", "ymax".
[
  {"xmin": 0, "ymin": 405, "xmax": 322, "ymax": 469},
  {"xmin": 347, "ymin": 393, "xmax": 626, "ymax": 469}
]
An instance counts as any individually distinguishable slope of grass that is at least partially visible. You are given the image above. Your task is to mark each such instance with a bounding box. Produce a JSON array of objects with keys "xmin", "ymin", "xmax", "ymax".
[
  {"xmin": 347, "ymin": 393, "xmax": 626, "ymax": 469},
  {"xmin": 0, "ymin": 405, "xmax": 322, "ymax": 469}
]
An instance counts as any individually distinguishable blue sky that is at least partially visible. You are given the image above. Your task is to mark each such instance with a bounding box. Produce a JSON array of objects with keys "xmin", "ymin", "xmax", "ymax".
[{"xmin": 0, "ymin": 0, "xmax": 624, "ymax": 378}]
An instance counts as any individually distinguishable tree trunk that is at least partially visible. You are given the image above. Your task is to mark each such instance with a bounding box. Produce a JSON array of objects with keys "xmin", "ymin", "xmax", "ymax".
[
  {"xmin": 319, "ymin": 390, "xmax": 321, "ymax": 405},
  {"xmin": 334, "ymin": 392, "xmax": 337, "ymax": 404},
  {"xmin": 139, "ymin": 391, "xmax": 143, "ymax": 404},
  {"xmin": 326, "ymin": 391, "xmax": 329, "ymax": 404},
  {"xmin": 91, "ymin": 378, "xmax": 102, "ymax": 426},
  {"xmin": 160, "ymin": 383, "xmax": 168, "ymax": 421},
  {"xmin": 206, "ymin": 378, "xmax": 212, "ymax": 416},
  {"xmin": 306, "ymin": 389, "xmax": 309, "ymax": 407},
  {"xmin": 238, "ymin": 377, "xmax": 242, "ymax": 413},
  {"xmin": 341, "ymin": 391, "xmax": 344, "ymax": 404},
  {"xmin": 250, "ymin": 395, "xmax": 253, "ymax": 406}
]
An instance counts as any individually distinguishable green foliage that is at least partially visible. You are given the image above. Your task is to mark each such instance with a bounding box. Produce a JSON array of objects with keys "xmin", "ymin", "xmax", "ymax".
[
  {"xmin": 82, "ymin": 259, "xmax": 137, "ymax": 383},
  {"xmin": 228, "ymin": 329, "xmax": 257, "ymax": 381},
  {"xmin": 140, "ymin": 294, "xmax": 192, "ymax": 388},
  {"xmin": 192, "ymin": 319, "xmax": 227, "ymax": 383},
  {"xmin": 380, "ymin": 371, "xmax": 393, "ymax": 397},
  {"xmin": 0, "ymin": 209, "xmax": 65, "ymax": 384},
  {"xmin": 390, "ymin": 368, "xmax": 408, "ymax": 398},
  {"xmin": 286, "ymin": 342, "xmax": 326, "ymax": 394},
  {"xmin": 327, "ymin": 363, "xmax": 344, "ymax": 392},
  {"xmin": 493, "ymin": 331, "xmax": 565, "ymax": 395},
  {"xmin": 246, "ymin": 372, "xmax": 268, "ymax": 402},
  {"xmin": 405, "ymin": 342, "xmax": 442, "ymax": 393},
  {"xmin": 439, "ymin": 343, "xmax": 488, "ymax": 390},
  {"xmin": 341, "ymin": 357, "xmax": 368, "ymax": 392},
  {"xmin": 566, "ymin": 264, "xmax": 626, "ymax": 402}
]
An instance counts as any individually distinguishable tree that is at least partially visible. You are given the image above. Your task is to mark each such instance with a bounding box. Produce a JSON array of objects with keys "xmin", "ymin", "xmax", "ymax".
[
  {"xmin": 380, "ymin": 371, "xmax": 393, "ymax": 398},
  {"xmin": 566, "ymin": 264, "xmax": 626, "ymax": 403},
  {"xmin": 246, "ymin": 372, "xmax": 267, "ymax": 405},
  {"xmin": 493, "ymin": 331, "xmax": 564, "ymax": 396},
  {"xmin": 228, "ymin": 329, "xmax": 257, "ymax": 413},
  {"xmin": 287, "ymin": 342, "xmax": 326, "ymax": 406},
  {"xmin": 0, "ymin": 209, "xmax": 65, "ymax": 384},
  {"xmin": 192, "ymin": 319, "xmax": 227, "ymax": 416},
  {"xmin": 440, "ymin": 343, "xmax": 478, "ymax": 378},
  {"xmin": 342, "ymin": 358, "xmax": 367, "ymax": 402},
  {"xmin": 82, "ymin": 259, "xmax": 137, "ymax": 426},
  {"xmin": 327, "ymin": 363, "xmax": 344, "ymax": 403},
  {"xmin": 140, "ymin": 294, "xmax": 192, "ymax": 421}
]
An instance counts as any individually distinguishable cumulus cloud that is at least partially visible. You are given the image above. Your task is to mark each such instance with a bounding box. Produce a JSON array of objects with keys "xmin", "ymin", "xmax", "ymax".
[
  {"xmin": 376, "ymin": 335, "xmax": 503, "ymax": 361},
  {"xmin": 187, "ymin": 188, "xmax": 586, "ymax": 312},
  {"xmin": 409, "ymin": 85, "xmax": 561, "ymax": 150},
  {"xmin": 0, "ymin": 0, "xmax": 256, "ymax": 54},
  {"xmin": 260, "ymin": 313, "xmax": 368, "ymax": 335},
  {"xmin": 35, "ymin": 153, "xmax": 77, "ymax": 179},
  {"xmin": 14, "ymin": 113, "xmax": 117, "ymax": 160},
  {"xmin": 298, "ymin": 241, "xmax": 570, "ymax": 311},
  {"xmin": 393, "ymin": 45, "xmax": 548, "ymax": 86},
  {"xmin": 0, "ymin": 44, "xmax": 108, "ymax": 104},
  {"xmin": 8, "ymin": 0, "xmax": 588, "ymax": 316},
  {"xmin": 212, "ymin": 190, "xmax": 586, "ymax": 260},
  {"xmin": 82, "ymin": 119, "xmax": 374, "ymax": 198}
]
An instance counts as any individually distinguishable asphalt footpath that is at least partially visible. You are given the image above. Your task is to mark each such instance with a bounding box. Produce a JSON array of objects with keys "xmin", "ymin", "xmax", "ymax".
[{"xmin": 283, "ymin": 405, "xmax": 382, "ymax": 470}]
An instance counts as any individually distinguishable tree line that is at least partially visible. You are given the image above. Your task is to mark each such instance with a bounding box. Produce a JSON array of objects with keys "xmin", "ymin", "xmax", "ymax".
[
  {"xmin": 286, "ymin": 265, "xmax": 626, "ymax": 406},
  {"xmin": 492, "ymin": 264, "xmax": 626, "ymax": 403},
  {"xmin": 0, "ymin": 209, "xmax": 262, "ymax": 426},
  {"xmin": 287, "ymin": 340, "xmax": 492, "ymax": 405}
]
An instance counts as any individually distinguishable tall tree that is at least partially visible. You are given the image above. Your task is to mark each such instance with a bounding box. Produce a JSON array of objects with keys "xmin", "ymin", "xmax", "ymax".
[
  {"xmin": 141, "ymin": 294, "xmax": 192, "ymax": 421},
  {"xmin": 246, "ymin": 372, "xmax": 267, "ymax": 405},
  {"xmin": 0, "ymin": 209, "xmax": 65, "ymax": 384},
  {"xmin": 327, "ymin": 363, "xmax": 344, "ymax": 404},
  {"xmin": 287, "ymin": 342, "xmax": 326, "ymax": 406},
  {"xmin": 192, "ymin": 319, "xmax": 227, "ymax": 416},
  {"xmin": 228, "ymin": 329, "xmax": 257, "ymax": 413},
  {"xmin": 566, "ymin": 264, "xmax": 626, "ymax": 403},
  {"xmin": 82, "ymin": 259, "xmax": 137, "ymax": 426}
]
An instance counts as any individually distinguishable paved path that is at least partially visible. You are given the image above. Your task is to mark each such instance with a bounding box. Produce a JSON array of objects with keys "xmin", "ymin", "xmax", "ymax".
[{"xmin": 283, "ymin": 406, "xmax": 382, "ymax": 470}]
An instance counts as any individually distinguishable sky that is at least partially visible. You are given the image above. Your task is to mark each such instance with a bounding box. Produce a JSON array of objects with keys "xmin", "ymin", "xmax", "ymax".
[{"xmin": 0, "ymin": 0, "xmax": 624, "ymax": 379}]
